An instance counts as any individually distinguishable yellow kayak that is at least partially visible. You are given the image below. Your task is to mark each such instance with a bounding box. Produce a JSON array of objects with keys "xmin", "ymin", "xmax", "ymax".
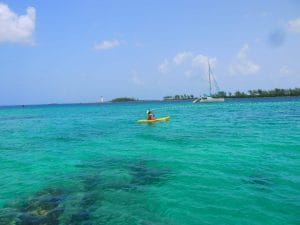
[{"xmin": 137, "ymin": 116, "xmax": 170, "ymax": 123}]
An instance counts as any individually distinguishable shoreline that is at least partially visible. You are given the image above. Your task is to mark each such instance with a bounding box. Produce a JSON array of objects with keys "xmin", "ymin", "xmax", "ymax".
[{"xmin": 0, "ymin": 96, "xmax": 300, "ymax": 108}]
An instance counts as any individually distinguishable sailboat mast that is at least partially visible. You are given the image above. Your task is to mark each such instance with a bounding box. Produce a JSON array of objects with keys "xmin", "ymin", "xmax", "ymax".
[{"xmin": 208, "ymin": 60, "xmax": 212, "ymax": 96}]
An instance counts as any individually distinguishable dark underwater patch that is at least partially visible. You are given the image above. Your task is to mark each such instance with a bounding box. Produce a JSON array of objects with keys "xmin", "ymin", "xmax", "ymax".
[
  {"xmin": 128, "ymin": 160, "xmax": 170, "ymax": 187},
  {"xmin": 244, "ymin": 174, "xmax": 272, "ymax": 190},
  {"xmin": 80, "ymin": 192, "xmax": 98, "ymax": 208},
  {"xmin": 0, "ymin": 158, "xmax": 172, "ymax": 225},
  {"xmin": 76, "ymin": 158, "xmax": 171, "ymax": 190},
  {"xmin": 0, "ymin": 208, "xmax": 18, "ymax": 225},
  {"xmin": 70, "ymin": 209, "xmax": 90, "ymax": 225},
  {"xmin": 79, "ymin": 174, "xmax": 102, "ymax": 191},
  {"xmin": 248, "ymin": 176, "xmax": 271, "ymax": 186},
  {"xmin": 0, "ymin": 187, "xmax": 65, "ymax": 225}
]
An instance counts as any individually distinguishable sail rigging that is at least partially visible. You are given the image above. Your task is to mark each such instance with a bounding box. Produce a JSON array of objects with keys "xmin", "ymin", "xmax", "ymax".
[{"xmin": 193, "ymin": 59, "xmax": 224, "ymax": 103}]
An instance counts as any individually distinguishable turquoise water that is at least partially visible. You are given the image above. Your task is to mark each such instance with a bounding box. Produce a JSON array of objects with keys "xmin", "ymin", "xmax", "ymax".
[{"xmin": 0, "ymin": 97, "xmax": 299, "ymax": 225}]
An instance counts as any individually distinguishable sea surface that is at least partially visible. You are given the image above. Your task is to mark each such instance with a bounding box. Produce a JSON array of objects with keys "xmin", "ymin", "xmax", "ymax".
[{"xmin": 0, "ymin": 97, "xmax": 299, "ymax": 225}]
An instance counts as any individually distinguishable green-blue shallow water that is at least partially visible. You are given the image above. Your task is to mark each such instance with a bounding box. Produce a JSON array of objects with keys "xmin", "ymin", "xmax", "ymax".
[{"xmin": 0, "ymin": 97, "xmax": 299, "ymax": 225}]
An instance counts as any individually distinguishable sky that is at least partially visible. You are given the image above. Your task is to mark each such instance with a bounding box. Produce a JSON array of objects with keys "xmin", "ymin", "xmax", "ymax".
[{"xmin": 0, "ymin": 0, "xmax": 300, "ymax": 105}]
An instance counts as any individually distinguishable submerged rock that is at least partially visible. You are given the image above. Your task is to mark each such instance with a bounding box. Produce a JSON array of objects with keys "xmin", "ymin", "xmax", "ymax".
[
  {"xmin": 81, "ymin": 175, "xmax": 102, "ymax": 191},
  {"xmin": 0, "ymin": 208, "xmax": 18, "ymax": 225},
  {"xmin": 129, "ymin": 161, "xmax": 170, "ymax": 187},
  {"xmin": 70, "ymin": 209, "xmax": 90, "ymax": 224},
  {"xmin": 20, "ymin": 188, "xmax": 65, "ymax": 213},
  {"xmin": 77, "ymin": 158, "xmax": 171, "ymax": 190},
  {"xmin": 0, "ymin": 187, "xmax": 66, "ymax": 225},
  {"xmin": 80, "ymin": 192, "xmax": 98, "ymax": 208},
  {"xmin": 18, "ymin": 213, "xmax": 47, "ymax": 225}
]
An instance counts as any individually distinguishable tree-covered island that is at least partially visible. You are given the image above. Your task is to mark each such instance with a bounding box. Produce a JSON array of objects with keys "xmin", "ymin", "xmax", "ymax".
[
  {"xmin": 111, "ymin": 97, "xmax": 138, "ymax": 102},
  {"xmin": 164, "ymin": 87, "xmax": 300, "ymax": 100}
]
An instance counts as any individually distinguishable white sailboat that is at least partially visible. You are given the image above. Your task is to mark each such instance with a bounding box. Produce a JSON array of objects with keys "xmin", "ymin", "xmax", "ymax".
[
  {"xmin": 193, "ymin": 60, "xmax": 224, "ymax": 103},
  {"xmin": 100, "ymin": 96, "xmax": 104, "ymax": 103}
]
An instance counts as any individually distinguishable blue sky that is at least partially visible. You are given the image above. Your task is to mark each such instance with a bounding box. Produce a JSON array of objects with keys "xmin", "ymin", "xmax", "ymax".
[{"xmin": 0, "ymin": 0, "xmax": 300, "ymax": 105}]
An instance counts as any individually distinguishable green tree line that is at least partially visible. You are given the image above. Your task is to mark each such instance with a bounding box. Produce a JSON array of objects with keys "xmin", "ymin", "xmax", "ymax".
[
  {"xmin": 111, "ymin": 97, "xmax": 138, "ymax": 102},
  {"xmin": 214, "ymin": 87, "xmax": 300, "ymax": 98},
  {"xmin": 164, "ymin": 87, "xmax": 300, "ymax": 100},
  {"xmin": 163, "ymin": 94, "xmax": 195, "ymax": 100}
]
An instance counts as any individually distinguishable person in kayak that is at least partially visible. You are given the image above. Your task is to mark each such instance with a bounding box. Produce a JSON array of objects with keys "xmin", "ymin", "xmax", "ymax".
[{"xmin": 147, "ymin": 110, "xmax": 155, "ymax": 120}]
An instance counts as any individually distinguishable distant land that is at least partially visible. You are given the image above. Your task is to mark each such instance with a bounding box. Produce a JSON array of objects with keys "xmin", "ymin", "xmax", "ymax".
[
  {"xmin": 110, "ymin": 97, "xmax": 162, "ymax": 103},
  {"xmin": 1, "ymin": 88, "xmax": 299, "ymax": 106},
  {"xmin": 97, "ymin": 87, "xmax": 300, "ymax": 102},
  {"xmin": 111, "ymin": 97, "xmax": 138, "ymax": 102},
  {"xmin": 163, "ymin": 87, "xmax": 300, "ymax": 101}
]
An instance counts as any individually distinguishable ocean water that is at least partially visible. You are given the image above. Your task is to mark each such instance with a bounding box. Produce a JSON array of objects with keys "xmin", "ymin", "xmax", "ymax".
[{"xmin": 0, "ymin": 97, "xmax": 299, "ymax": 225}]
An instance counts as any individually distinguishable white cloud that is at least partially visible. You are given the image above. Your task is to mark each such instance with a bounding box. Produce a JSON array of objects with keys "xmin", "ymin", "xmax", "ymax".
[
  {"xmin": 0, "ymin": 3, "xmax": 36, "ymax": 44},
  {"xmin": 158, "ymin": 59, "xmax": 170, "ymax": 74},
  {"xmin": 173, "ymin": 52, "xmax": 193, "ymax": 65},
  {"xmin": 192, "ymin": 54, "xmax": 208, "ymax": 66},
  {"xmin": 192, "ymin": 54, "xmax": 217, "ymax": 72},
  {"xmin": 158, "ymin": 52, "xmax": 217, "ymax": 77},
  {"xmin": 94, "ymin": 39, "xmax": 121, "ymax": 50},
  {"xmin": 229, "ymin": 44, "xmax": 260, "ymax": 75},
  {"xmin": 131, "ymin": 76, "xmax": 145, "ymax": 86},
  {"xmin": 288, "ymin": 17, "xmax": 300, "ymax": 33},
  {"xmin": 184, "ymin": 70, "xmax": 192, "ymax": 77},
  {"xmin": 279, "ymin": 65, "xmax": 292, "ymax": 75}
]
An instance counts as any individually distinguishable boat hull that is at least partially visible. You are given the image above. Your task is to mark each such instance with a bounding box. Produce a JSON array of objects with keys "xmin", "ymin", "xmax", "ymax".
[{"xmin": 193, "ymin": 97, "xmax": 224, "ymax": 103}]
